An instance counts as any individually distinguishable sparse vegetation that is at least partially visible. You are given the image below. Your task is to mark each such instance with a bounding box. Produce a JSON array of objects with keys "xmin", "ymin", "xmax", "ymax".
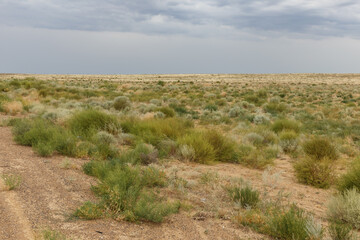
[
  {"xmin": 302, "ymin": 137, "xmax": 338, "ymax": 161},
  {"xmin": 1, "ymin": 173, "xmax": 22, "ymax": 190},
  {"xmin": 41, "ymin": 229, "xmax": 70, "ymax": 240},
  {"xmin": 294, "ymin": 157, "xmax": 334, "ymax": 189},
  {"xmin": 227, "ymin": 185, "xmax": 260, "ymax": 208},
  {"xmin": 327, "ymin": 188, "xmax": 360, "ymax": 229},
  {"xmin": 337, "ymin": 158, "xmax": 360, "ymax": 193},
  {"xmin": 328, "ymin": 223, "xmax": 354, "ymax": 240},
  {"xmin": 2, "ymin": 74, "xmax": 360, "ymax": 239}
]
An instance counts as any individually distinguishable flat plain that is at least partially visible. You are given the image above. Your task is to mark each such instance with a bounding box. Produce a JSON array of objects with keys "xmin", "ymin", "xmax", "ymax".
[{"xmin": 0, "ymin": 73, "xmax": 359, "ymax": 240}]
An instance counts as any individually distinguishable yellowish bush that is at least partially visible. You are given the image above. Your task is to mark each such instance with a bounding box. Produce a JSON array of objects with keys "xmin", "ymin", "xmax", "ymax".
[{"xmin": 2, "ymin": 101, "xmax": 23, "ymax": 115}]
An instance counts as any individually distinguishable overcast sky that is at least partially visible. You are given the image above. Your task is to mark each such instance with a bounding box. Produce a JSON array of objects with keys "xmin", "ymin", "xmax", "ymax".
[{"xmin": 1, "ymin": 0, "xmax": 360, "ymax": 74}]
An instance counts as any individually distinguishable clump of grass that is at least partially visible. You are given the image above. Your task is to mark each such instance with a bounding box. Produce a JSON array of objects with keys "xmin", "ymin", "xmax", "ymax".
[
  {"xmin": 116, "ymin": 143, "xmax": 158, "ymax": 165},
  {"xmin": 133, "ymin": 192, "xmax": 180, "ymax": 223},
  {"xmin": 244, "ymin": 132, "xmax": 265, "ymax": 147},
  {"xmin": 266, "ymin": 205, "xmax": 322, "ymax": 240},
  {"xmin": 141, "ymin": 166, "xmax": 167, "ymax": 187},
  {"xmin": 113, "ymin": 96, "xmax": 131, "ymax": 111},
  {"xmin": 294, "ymin": 157, "xmax": 334, "ymax": 189},
  {"xmin": 68, "ymin": 109, "xmax": 121, "ymax": 139},
  {"xmin": 12, "ymin": 118, "xmax": 77, "ymax": 157},
  {"xmin": 237, "ymin": 145, "xmax": 275, "ymax": 169},
  {"xmin": 279, "ymin": 130, "xmax": 299, "ymax": 154},
  {"xmin": 204, "ymin": 131, "xmax": 238, "ymax": 162},
  {"xmin": 328, "ymin": 223, "xmax": 354, "ymax": 240},
  {"xmin": 178, "ymin": 144, "xmax": 195, "ymax": 161},
  {"xmin": 227, "ymin": 185, "xmax": 260, "ymax": 208},
  {"xmin": 74, "ymin": 201, "xmax": 104, "ymax": 220},
  {"xmin": 337, "ymin": 158, "xmax": 360, "ymax": 193},
  {"xmin": 41, "ymin": 229, "xmax": 69, "ymax": 240},
  {"xmin": 303, "ymin": 137, "xmax": 338, "ymax": 161},
  {"xmin": 264, "ymin": 102, "xmax": 288, "ymax": 115},
  {"xmin": 156, "ymin": 106, "xmax": 175, "ymax": 118},
  {"xmin": 2, "ymin": 101, "xmax": 23, "ymax": 115},
  {"xmin": 121, "ymin": 117, "xmax": 193, "ymax": 146},
  {"xmin": 1, "ymin": 173, "xmax": 21, "ymax": 190},
  {"xmin": 178, "ymin": 131, "xmax": 216, "ymax": 164},
  {"xmin": 327, "ymin": 188, "xmax": 360, "ymax": 229},
  {"xmin": 86, "ymin": 164, "xmax": 177, "ymax": 222},
  {"xmin": 89, "ymin": 131, "xmax": 119, "ymax": 160},
  {"xmin": 271, "ymin": 119, "xmax": 300, "ymax": 134},
  {"xmin": 199, "ymin": 171, "xmax": 219, "ymax": 185},
  {"xmin": 236, "ymin": 204, "xmax": 323, "ymax": 240}
]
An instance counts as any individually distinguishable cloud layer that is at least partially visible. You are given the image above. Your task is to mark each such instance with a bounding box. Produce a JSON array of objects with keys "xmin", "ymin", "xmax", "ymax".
[{"xmin": 1, "ymin": 0, "xmax": 360, "ymax": 38}]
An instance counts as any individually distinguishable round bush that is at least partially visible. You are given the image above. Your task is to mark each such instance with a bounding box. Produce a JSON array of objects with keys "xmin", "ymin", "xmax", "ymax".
[
  {"xmin": 294, "ymin": 157, "xmax": 334, "ymax": 188},
  {"xmin": 279, "ymin": 130, "xmax": 298, "ymax": 153},
  {"xmin": 302, "ymin": 137, "xmax": 338, "ymax": 160},
  {"xmin": 271, "ymin": 119, "xmax": 300, "ymax": 133},
  {"xmin": 113, "ymin": 96, "xmax": 131, "ymax": 111}
]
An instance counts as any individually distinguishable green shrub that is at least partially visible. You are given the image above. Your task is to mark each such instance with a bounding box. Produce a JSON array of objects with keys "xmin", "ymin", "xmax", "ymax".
[
  {"xmin": 264, "ymin": 102, "xmax": 287, "ymax": 115},
  {"xmin": 327, "ymin": 188, "xmax": 360, "ymax": 229},
  {"xmin": 204, "ymin": 104, "xmax": 218, "ymax": 112},
  {"xmin": 68, "ymin": 109, "xmax": 121, "ymax": 139},
  {"xmin": 93, "ymin": 165, "xmax": 143, "ymax": 212},
  {"xmin": 337, "ymin": 159, "xmax": 360, "ymax": 193},
  {"xmin": 237, "ymin": 144, "xmax": 255, "ymax": 161},
  {"xmin": 158, "ymin": 139, "xmax": 177, "ymax": 158},
  {"xmin": 227, "ymin": 185, "xmax": 260, "ymax": 208},
  {"xmin": 256, "ymin": 128, "xmax": 278, "ymax": 146},
  {"xmin": 34, "ymin": 141, "xmax": 56, "ymax": 157},
  {"xmin": 1, "ymin": 174, "xmax": 21, "ymax": 190},
  {"xmin": 53, "ymin": 131, "xmax": 77, "ymax": 157},
  {"xmin": 237, "ymin": 145, "xmax": 275, "ymax": 169},
  {"xmin": 41, "ymin": 229, "xmax": 69, "ymax": 240},
  {"xmin": 271, "ymin": 119, "xmax": 300, "ymax": 133},
  {"xmin": 156, "ymin": 107, "xmax": 175, "ymax": 118},
  {"xmin": 113, "ymin": 96, "xmax": 131, "ymax": 110},
  {"xmin": 267, "ymin": 205, "xmax": 315, "ymax": 240},
  {"xmin": 75, "ymin": 141, "xmax": 95, "ymax": 158},
  {"xmin": 93, "ymin": 131, "xmax": 117, "ymax": 145},
  {"xmin": 90, "ymin": 165, "xmax": 175, "ymax": 222},
  {"xmin": 12, "ymin": 118, "xmax": 77, "ymax": 157},
  {"xmin": 178, "ymin": 131, "xmax": 216, "ymax": 164},
  {"xmin": 329, "ymin": 223, "xmax": 354, "ymax": 240},
  {"xmin": 118, "ymin": 143, "xmax": 158, "ymax": 165},
  {"xmin": 141, "ymin": 167, "xmax": 167, "ymax": 187},
  {"xmin": 133, "ymin": 192, "xmax": 180, "ymax": 223},
  {"xmin": 303, "ymin": 137, "xmax": 338, "ymax": 161},
  {"xmin": 121, "ymin": 117, "xmax": 193, "ymax": 146},
  {"xmin": 178, "ymin": 144, "xmax": 195, "ymax": 161},
  {"xmin": 74, "ymin": 201, "xmax": 103, "ymax": 220},
  {"xmin": 294, "ymin": 158, "xmax": 334, "ymax": 189},
  {"xmin": 279, "ymin": 130, "xmax": 299, "ymax": 153},
  {"xmin": 205, "ymin": 131, "xmax": 238, "ymax": 162},
  {"xmin": 228, "ymin": 107, "xmax": 243, "ymax": 118},
  {"xmin": 244, "ymin": 132, "xmax": 265, "ymax": 147},
  {"xmin": 169, "ymin": 103, "xmax": 188, "ymax": 115},
  {"xmin": 92, "ymin": 142, "xmax": 119, "ymax": 160}
]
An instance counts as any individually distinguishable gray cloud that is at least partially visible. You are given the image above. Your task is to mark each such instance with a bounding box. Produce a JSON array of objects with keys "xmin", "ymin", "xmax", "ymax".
[
  {"xmin": 1, "ymin": 0, "xmax": 360, "ymax": 38},
  {"xmin": 1, "ymin": 26, "xmax": 360, "ymax": 74}
]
